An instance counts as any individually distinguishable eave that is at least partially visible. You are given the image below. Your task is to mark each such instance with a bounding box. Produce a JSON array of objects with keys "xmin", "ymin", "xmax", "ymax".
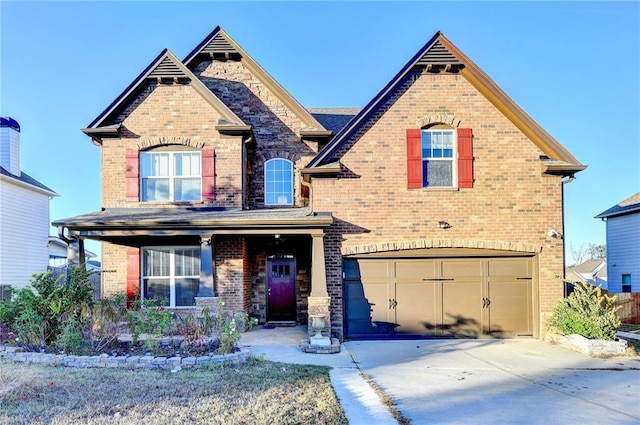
[
  {"xmin": 307, "ymin": 31, "xmax": 586, "ymax": 174},
  {"xmin": 0, "ymin": 173, "xmax": 59, "ymax": 197},
  {"xmin": 84, "ymin": 48, "xmax": 248, "ymax": 144}
]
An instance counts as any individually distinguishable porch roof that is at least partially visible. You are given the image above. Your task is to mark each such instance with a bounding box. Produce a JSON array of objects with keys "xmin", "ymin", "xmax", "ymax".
[{"xmin": 53, "ymin": 207, "xmax": 333, "ymax": 240}]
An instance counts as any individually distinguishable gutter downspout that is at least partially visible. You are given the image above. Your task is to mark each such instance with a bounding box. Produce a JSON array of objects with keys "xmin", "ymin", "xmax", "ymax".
[
  {"xmin": 57, "ymin": 226, "xmax": 86, "ymax": 272},
  {"xmin": 300, "ymin": 176, "xmax": 314, "ymax": 216},
  {"xmin": 561, "ymin": 175, "xmax": 575, "ymax": 296}
]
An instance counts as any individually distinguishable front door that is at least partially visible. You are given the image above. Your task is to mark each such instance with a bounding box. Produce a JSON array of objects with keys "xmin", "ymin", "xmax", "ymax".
[{"xmin": 266, "ymin": 257, "xmax": 296, "ymax": 322}]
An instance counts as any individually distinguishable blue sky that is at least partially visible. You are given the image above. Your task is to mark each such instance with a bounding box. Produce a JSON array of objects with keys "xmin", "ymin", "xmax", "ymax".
[{"xmin": 1, "ymin": 1, "xmax": 639, "ymax": 261}]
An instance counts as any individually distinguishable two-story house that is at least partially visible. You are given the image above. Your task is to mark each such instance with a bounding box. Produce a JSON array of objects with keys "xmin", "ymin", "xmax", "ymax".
[
  {"xmin": 54, "ymin": 27, "xmax": 585, "ymax": 340},
  {"xmin": 1, "ymin": 116, "xmax": 59, "ymax": 298},
  {"xmin": 596, "ymin": 192, "xmax": 640, "ymax": 293}
]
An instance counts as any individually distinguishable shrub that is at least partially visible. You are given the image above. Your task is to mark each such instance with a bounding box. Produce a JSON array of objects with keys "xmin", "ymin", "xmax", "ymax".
[
  {"xmin": 549, "ymin": 281, "xmax": 621, "ymax": 340},
  {"xmin": 90, "ymin": 293, "xmax": 129, "ymax": 354},
  {"xmin": 0, "ymin": 268, "xmax": 94, "ymax": 349},
  {"xmin": 127, "ymin": 298, "xmax": 174, "ymax": 345}
]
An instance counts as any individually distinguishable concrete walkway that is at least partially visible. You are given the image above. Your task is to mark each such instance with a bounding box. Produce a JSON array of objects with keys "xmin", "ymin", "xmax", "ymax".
[{"xmin": 240, "ymin": 327, "xmax": 640, "ymax": 425}]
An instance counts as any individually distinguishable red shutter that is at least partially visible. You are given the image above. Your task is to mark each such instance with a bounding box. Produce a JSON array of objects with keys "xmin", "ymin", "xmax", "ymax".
[
  {"xmin": 202, "ymin": 148, "xmax": 215, "ymax": 202},
  {"xmin": 406, "ymin": 129, "xmax": 422, "ymax": 189},
  {"xmin": 125, "ymin": 149, "xmax": 139, "ymax": 202},
  {"xmin": 457, "ymin": 128, "xmax": 474, "ymax": 188},
  {"xmin": 126, "ymin": 247, "xmax": 140, "ymax": 308}
]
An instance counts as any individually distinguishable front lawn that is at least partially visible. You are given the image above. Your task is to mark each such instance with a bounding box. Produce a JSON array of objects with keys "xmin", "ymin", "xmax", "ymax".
[{"xmin": 0, "ymin": 359, "xmax": 347, "ymax": 425}]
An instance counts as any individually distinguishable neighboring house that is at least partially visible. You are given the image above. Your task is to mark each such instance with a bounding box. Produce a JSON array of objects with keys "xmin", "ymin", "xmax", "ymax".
[
  {"xmin": 0, "ymin": 117, "xmax": 59, "ymax": 298},
  {"xmin": 566, "ymin": 258, "xmax": 607, "ymax": 290},
  {"xmin": 47, "ymin": 236, "xmax": 100, "ymax": 271},
  {"xmin": 596, "ymin": 192, "xmax": 640, "ymax": 293},
  {"xmin": 53, "ymin": 27, "xmax": 585, "ymax": 340}
]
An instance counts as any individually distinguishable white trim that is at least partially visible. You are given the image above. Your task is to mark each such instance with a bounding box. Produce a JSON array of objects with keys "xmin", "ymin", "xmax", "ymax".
[
  {"xmin": 141, "ymin": 246, "xmax": 200, "ymax": 307},
  {"xmin": 420, "ymin": 128, "xmax": 458, "ymax": 188},
  {"xmin": 140, "ymin": 151, "xmax": 202, "ymax": 202}
]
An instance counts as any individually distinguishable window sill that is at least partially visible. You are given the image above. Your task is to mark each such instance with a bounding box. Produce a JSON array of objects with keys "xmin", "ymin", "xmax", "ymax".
[{"xmin": 418, "ymin": 187, "xmax": 460, "ymax": 192}]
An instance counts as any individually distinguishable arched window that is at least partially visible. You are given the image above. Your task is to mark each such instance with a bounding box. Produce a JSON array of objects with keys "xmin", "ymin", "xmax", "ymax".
[{"xmin": 264, "ymin": 158, "xmax": 293, "ymax": 206}]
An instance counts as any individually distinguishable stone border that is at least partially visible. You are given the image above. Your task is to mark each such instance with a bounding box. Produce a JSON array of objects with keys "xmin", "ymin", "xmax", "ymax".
[
  {"xmin": 0, "ymin": 345, "xmax": 250, "ymax": 369},
  {"xmin": 548, "ymin": 334, "xmax": 627, "ymax": 357}
]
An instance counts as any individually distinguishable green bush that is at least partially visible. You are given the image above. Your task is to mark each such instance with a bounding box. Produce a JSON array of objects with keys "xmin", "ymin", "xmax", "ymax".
[
  {"xmin": 0, "ymin": 268, "xmax": 94, "ymax": 349},
  {"xmin": 549, "ymin": 281, "xmax": 621, "ymax": 340}
]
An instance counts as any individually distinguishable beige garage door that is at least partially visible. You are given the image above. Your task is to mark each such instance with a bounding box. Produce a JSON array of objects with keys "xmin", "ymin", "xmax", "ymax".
[{"xmin": 344, "ymin": 256, "xmax": 534, "ymax": 338}]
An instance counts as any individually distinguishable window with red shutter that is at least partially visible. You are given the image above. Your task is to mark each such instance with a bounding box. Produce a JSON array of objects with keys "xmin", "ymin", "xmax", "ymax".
[
  {"xmin": 406, "ymin": 129, "xmax": 422, "ymax": 189},
  {"xmin": 125, "ymin": 149, "xmax": 139, "ymax": 202},
  {"xmin": 406, "ymin": 127, "xmax": 473, "ymax": 189},
  {"xmin": 126, "ymin": 247, "xmax": 140, "ymax": 308},
  {"xmin": 201, "ymin": 148, "xmax": 215, "ymax": 201},
  {"xmin": 457, "ymin": 128, "xmax": 474, "ymax": 188}
]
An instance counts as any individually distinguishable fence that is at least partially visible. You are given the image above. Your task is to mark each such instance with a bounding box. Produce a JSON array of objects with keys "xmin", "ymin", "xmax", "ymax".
[
  {"xmin": 611, "ymin": 292, "xmax": 640, "ymax": 325},
  {"xmin": 47, "ymin": 266, "xmax": 102, "ymax": 302}
]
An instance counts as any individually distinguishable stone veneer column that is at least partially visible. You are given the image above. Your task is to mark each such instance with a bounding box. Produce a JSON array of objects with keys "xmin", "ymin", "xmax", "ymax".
[{"xmin": 308, "ymin": 232, "xmax": 331, "ymax": 339}]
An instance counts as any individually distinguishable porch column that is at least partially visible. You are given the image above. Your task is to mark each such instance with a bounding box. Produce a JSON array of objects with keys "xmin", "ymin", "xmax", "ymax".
[
  {"xmin": 307, "ymin": 231, "xmax": 332, "ymax": 345},
  {"xmin": 310, "ymin": 232, "xmax": 328, "ymax": 297},
  {"xmin": 199, "ymin": 235, "xmax": 215, "ymax": 297}
]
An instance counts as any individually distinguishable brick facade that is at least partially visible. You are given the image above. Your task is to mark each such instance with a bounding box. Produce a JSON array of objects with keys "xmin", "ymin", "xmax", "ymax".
[
  {"xmin": 312, "ymin": 73, "xmax": 565, "ymax": 337},
  {"xmin": 74, "ymin": 28, "xmax": 582, "ymax": 342}
]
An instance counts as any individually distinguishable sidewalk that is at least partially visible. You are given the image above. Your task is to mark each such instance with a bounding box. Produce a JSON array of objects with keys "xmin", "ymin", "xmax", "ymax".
[{"xmin": 239, "ymin": 325, "xmax": 398, "ymax": 424}]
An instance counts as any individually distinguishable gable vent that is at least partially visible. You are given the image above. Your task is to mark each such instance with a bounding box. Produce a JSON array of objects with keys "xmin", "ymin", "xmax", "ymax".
[
  {"xmin": 416, "ymin": 40, "xmax": 462, "ymax": 67},
  {"xmin": 201, "ymin": 33, "xmax": 240, "ymax": 56},
  {"xmin": 148, "ymin": 57, "xmax": 189, "ymax": 79}
]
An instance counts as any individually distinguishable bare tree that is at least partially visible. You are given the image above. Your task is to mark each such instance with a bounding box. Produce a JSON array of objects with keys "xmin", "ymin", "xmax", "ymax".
[
  {"xmin": 570, "ymin": 243, "xmax": 606, "ymax": 266},
  {"xmin": 586, "ymin": 243, "xmax": 606, "ymax": 259},
  {"xmin": 570, "ymin": 243, "xmax": 588, "ymax": 266}
]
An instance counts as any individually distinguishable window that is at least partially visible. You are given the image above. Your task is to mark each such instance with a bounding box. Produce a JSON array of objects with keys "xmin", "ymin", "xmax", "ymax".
[
  {"xmin": 140, "ymin": 151, "xmax": 201, "ymax": 202},
  {"xmin": 406, "ymin": 127, "xmax": 473, "ymax": 189},
  {"xmin": 622, "ymin": 274, "xmax": 632, "ymax": 293},
  {"xmin": 264, "ymin": 158, "xmax": 293, "ymax": 205},
  {"xmin": 141, "ymin": 247, "xmax": 200, "ymax": 307},
  {"xmin": 422, "ymin": 129, "xmax": 455, "ymax": 187}
]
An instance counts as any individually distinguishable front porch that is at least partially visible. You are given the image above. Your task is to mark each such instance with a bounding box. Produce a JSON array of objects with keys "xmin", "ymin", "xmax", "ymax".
[{"xmin": 53, "ymin": 207, "xmax": 336, "ymax": 341}]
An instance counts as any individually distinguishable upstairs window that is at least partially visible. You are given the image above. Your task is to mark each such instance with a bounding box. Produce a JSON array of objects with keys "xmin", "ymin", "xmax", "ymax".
[
  {"xmin": 421, "ymin": 129, "xmax": 455, "ymax": 187},
  {"xmin": 265, "ymin": 158, "xmax": 293, "ymax": 206},
  {"xmin": 407, "ymin": 127, "xmax": 473, "ymax": 189},
  {"xmin": 140, "ymin": 150, "xmax": 201, "ymax": 202}
]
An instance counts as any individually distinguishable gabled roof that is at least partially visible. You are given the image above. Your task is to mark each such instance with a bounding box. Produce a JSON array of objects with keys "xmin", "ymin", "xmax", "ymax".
[
  {"xmin": 0, "ymin": 166, "xmax": 58, "ymax": 196},
  {"xmin": 306, "ymin": 31, "xmax": 586, "ymax": 176},
  {"xmin": 83, "ymin": 48, "xmax": 249, "ymax": 143},
  {"xmin": 596, "ymin": 192, "xmax": 640, "ymax": 219},
  {"xmin": 184, "ymin": 26, "xmax": 330, "ymax": 137}
]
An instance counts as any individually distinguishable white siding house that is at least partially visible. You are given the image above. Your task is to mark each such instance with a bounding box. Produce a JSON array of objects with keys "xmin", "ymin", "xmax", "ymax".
[
  {"xmin": 0, "ymin": 117, "xmax": 58, "ymax": 293},
  {"xmin": 596, "ymin": 192, "xmax": 640, "ymax": 293}
]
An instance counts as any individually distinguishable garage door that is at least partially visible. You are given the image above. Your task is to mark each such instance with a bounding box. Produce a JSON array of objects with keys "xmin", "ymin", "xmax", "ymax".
[{"xmin": 344, "ymin": 256, "xmax": 534, "ymax": 338}]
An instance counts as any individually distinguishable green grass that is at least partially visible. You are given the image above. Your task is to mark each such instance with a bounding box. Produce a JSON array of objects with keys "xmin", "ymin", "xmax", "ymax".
[{"xmin": 0, "ymin": 358, "xmax": 347, "ymax": 425}]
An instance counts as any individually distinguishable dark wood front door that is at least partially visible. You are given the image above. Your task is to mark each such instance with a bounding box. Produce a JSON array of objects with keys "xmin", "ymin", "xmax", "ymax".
[{"xmin": 267, "ymin": 257, "xmax": 296, "ymax": 322}]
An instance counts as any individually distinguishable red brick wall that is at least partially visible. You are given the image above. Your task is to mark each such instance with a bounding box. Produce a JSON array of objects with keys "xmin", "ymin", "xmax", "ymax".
[
  {"xmin": 312, "ymin": 73, "xmax": 566, "ymax": 338},
  {"xmin": 192, "ymin": 59, "xmax": 318, "ymax": 208}
]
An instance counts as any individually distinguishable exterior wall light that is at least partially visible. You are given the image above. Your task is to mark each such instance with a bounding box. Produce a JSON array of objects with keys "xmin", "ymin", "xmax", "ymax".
[{"xmin": 437, "ymin": 221, "xmax": 451, "ymax": 229}]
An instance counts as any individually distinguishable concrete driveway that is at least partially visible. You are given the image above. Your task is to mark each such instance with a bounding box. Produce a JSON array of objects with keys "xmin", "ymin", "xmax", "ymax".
[
  {"xmin": 344, "ymin": 339, "xmax": 640, "ymax": 425},
  {"xmin": 241, "ymin": 327, "xmax": 640, "ymax": 424}
]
